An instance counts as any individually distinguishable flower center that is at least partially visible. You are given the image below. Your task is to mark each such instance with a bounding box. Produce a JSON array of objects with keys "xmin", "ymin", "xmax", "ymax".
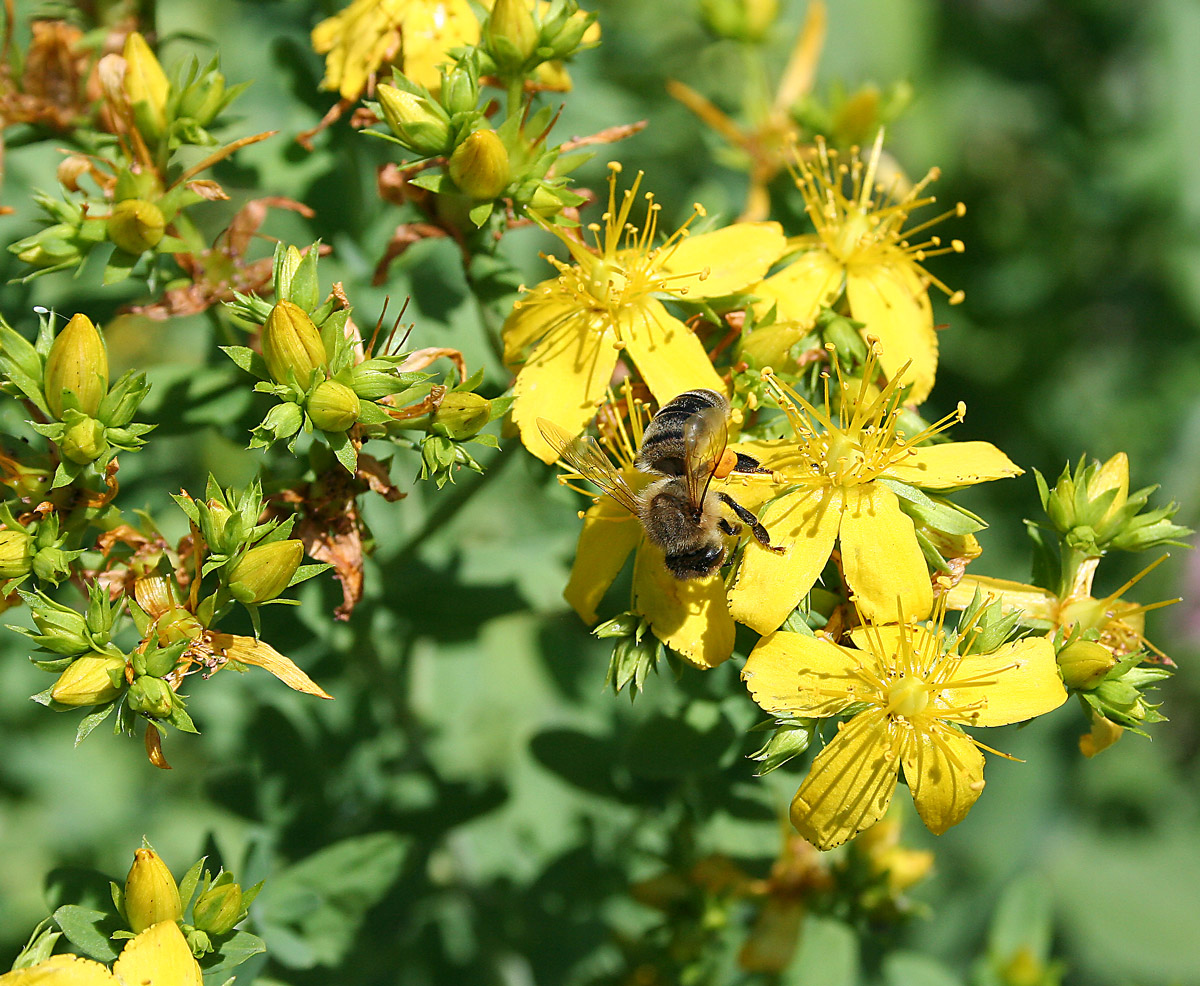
[{"xmin": 886, "ymin": 674, "xmax": 930, "ymax": 717}]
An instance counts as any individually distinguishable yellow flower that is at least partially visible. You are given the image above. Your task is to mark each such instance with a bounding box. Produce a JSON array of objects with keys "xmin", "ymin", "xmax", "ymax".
[
  {"xmin": 755, "ymin": 132, "xmax": 964, "ymax": 404},
  {"xmin": 0, "ymin": 920, "xmax": 202, "ymax": 985},
  {"xmin": 311, "ymin": 0, "xmax": 479, "ymax": 99},
  {"xmin": 742, "ymin": 604, "xmax": 1067, "ymax": 849},
  {"xmin": 506, "ymin": 164, "xmax": 787, "ymax": 462},
  {"xmin": 727, "ymin": 353, "xmax": 1021, "ymax": 632},
  {"xmin": 558, "ymin": 388, "xmax": 776, "ymax": 668}
]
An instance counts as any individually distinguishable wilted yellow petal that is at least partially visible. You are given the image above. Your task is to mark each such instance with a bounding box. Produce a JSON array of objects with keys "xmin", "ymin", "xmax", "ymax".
[
  {"xmin": 790, "ymin": 710, "xmax": 898, "ymax": 850},
  {"xmin": 620, "ymin": 300, "xmax": 726, "ymax": 405},
  {"xmin": 883, "ymin": 441, "xmax": 1022, "ymax": 489},
  {"xmin": 563, "ymin": 496, "xmax": 641, "ymax": 624},
  {"xmin": 940, "ymin": 637, "xmax": 1067, "ymax": 727},
  {"xmin": 846, "ymin": 259, "xmax": 936, "ymax": 405},
  {"xmin": 742, "ymin": 631, "xmax": 865, "ymax": 717},
  {"xmin": 900, "ymin": 721, "xmax": 985, "ymax": 835},
  {"xmin": 839, "ymin": 483, "xmax": 932, "ymax": 623},
  {"xmin": 0, "ymin": 955, "xmax": 115, "ymax": 985},
  {"xmin": 755, "ymin": 249, "xmax": 843, "ymax": 323},
  {"xmin": 312, "ymin": 0, "xmax": 407, "ymax": 99},
  {"xmin": 112, "ymin": 921, "xmax": 203, "ymax": 986},
  {"xmin": 209, "ymin": 633, "xmax": 332, "ymax": 699},
  {"xmin": 661, "ymin": 221, "xmax": 786, "ymax": 298},
  {"xmin": 727, "ymin": 487, "xmax": 842, "ymax": 634},
  {"xmin": 512, "ymin": 312, "xmax": 617, "ymax": 463},
  {"xmin": 633, "ymin": 542, "xmax": 734, "ymax": 669},
  {"xmin": 944, "ymin": 574, "xmax": 1058, "ymax": 623}
]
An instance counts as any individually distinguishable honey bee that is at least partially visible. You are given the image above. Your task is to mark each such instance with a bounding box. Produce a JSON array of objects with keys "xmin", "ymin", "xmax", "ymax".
[{"xmin": 538, "ymin": 389, "xmax": 783, "ymax": 580}]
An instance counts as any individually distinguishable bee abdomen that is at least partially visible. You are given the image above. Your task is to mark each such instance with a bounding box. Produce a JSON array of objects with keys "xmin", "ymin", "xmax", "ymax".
[{"xmin": 636, "ymin": 389, "xmax": 728, "ymax": 477}]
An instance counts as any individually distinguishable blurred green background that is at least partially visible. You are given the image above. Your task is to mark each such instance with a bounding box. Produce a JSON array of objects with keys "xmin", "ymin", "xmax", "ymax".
[{"xmin": 1, "ymin": 0, "xmax": 1198, "ymax": 983}]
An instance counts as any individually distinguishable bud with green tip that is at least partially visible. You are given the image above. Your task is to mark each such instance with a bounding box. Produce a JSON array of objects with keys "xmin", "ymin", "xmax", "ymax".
[
  {"xmin": 50, "ymin": 654, "xmax": 127, "ymax": 706},
  {"xmin": 448, "ymin": 130, "xmax": 511, "ymax": 200},
  {"xmin": 307, "ymin": 379, "xmax": 361, "ymax": 432},
  {"xmin": 0, "ymin": 529, "xmax": 34, "ymax": 580},
  {"xmin": 124, "ymin": 847, "xmax": 182, "ymax": 933},
  {"xmin": 376, "ymin": 84, "xmax": 452, "ymax": 156},
  {"xmin": 432, "ymin": 392, "xmax": 491, "ymax": 440},
  {"xmin": 193, "ymin": 875, "xmax": 244, "ymax": 935},
  {"xmin": 262, "ymin": 301, "xmax": 326, "ymax": 386},
  {"xmin": 44, "ymin": 313, "xmax": 108, "ymax": 419},
  {"xmin": 485, "ymin": 0, "xmax": 539, "ymax": 69},
  {"xmin": 127, "ymin": 675, "xmax": 175, "ymax": 718},
  {"xmin": 107, "ymin": 199, "xmax": 166, "ymax": 254},
  {"xmin": 59, "ymin": 415, "xmax": 108, "ymax": 464},
  {"xmin": 226, "ymin": 539, "xmax": 303, "ymax": 604},
  {"xmin": 1057, "ymin": 639, "xmax": 1117, "ymax": 690}
]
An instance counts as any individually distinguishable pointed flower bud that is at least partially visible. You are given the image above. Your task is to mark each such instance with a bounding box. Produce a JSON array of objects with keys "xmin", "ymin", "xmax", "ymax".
[
  {"xmin": 1057, "ymin": 639, "xmax": 1117, "ymax": 691},
  {"xmin": 432, "ymin": 392, "xmax": 491, "ymax": 439},
  {"xmin": 226, "ymin": 539, "xmax": 303, "ymax": 604},
  {"xmin": 44, "ymin": 314, "xmax": 108, "ymax": 419},
  {"xmin": 307, "ymin": 379, "xmax": 361, "ymax": 432},
  {"xmin": 485, "ymin": 0, "xmax": 539, "ymax": 68},
  {"xmin": 1079, "ymin": 710, "xmax": 1124, "ymax": 757},
  {"xmin": 124, "ymin": 847, "xmax": 183, "ymax": 933},
  {"xmin": 50, "ymin": 654, "xmax": 127, "ymax": 706},
  {"xmin": 192, "ymin": 876, "xmax": 244, "ymax": 935},
  {"xmin": 127, "ymin": 675, "xmax": 175, "ymax": 718},
  {"xmin": 448, "ymin": 130, "xmax": 510, "ymax": 200},
  {"xmin": 59, "ymin": 415, "xmax": 108, "ymax": 464},
  {"xmin": 107, "ymin": 199, "xmax": 166, "ymax": 255},
  {"xmin": 262, "ymin": 301, "xmax": 326, "ymax": 386},
  {"xmin": 122, "ymin": 32, "xmax": 170, "ymax": 139},
  {"xmin": 376, "ymin": 84, "xmax": 452, "ymax": 156},
  {"xmin": 0, "ymin": 528, "xmax": 34, "ymax": 579}
]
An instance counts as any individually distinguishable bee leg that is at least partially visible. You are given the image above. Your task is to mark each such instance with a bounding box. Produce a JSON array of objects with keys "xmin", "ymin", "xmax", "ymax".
[
  {"xmin": 718, "ymin": 518, "xmax": 740, "ymax": 536},
  {"xmin": 732, "ymin": 452, "xmax": 772, "ymax": 475},
  {"xmin": 716, "ymin": 492, "xmax": 785, "ymax": 553}
]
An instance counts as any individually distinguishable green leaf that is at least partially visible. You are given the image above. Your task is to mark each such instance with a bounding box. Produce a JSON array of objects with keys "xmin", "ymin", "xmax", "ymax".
[
  {"xmin": 220, "ymin": 346, "xmax": 270, "ymax": 380},
  {"xmin": 52, "ymin": 905, "xmax": 121, "ymax": 963}
]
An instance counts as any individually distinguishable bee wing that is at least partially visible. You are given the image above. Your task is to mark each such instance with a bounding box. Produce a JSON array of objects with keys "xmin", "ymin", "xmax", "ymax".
[
  {"xmin": 682, "ymin": 405, "xmax": 729, "ymax": 509},
  {"xmin": 537, "ymin": 418, "xmax": 643, "ymax": 517}
]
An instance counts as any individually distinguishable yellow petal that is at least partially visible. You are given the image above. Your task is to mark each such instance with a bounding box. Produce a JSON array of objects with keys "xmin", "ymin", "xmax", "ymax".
[
  {"xmin": 754, "ymin": 250, "xmax": 843, "ymax": 322},
  {"xmin": 662, "ymin": 222, "xmax": 787, "ymax": 298},
  {"xmin": 502, "ymin": 286, "xmax": 569, "ymax": 364},
  {"xmin": 0, "ymin": 955, "xmax": 115, "ymax": 985},
  {"xmin": 208, "ymin": 633, "xmax": 333, "ymax": 699},
  {"xmin": 944, "ymin": 574, "xmax": 1058, "ymax": 623},
  {"xmin": 112, "ymin": 921, "xmax": 203, "ymax": 986},
  {"xmin": 790, "ymin": 710, "xmax": 899, "ymax": 850},
  {"xmin": 900, "ymin": 721, "xmax": 985, "ymax": 836},
  {"xmin": 563, "ymin": 497, "xmax": 641, "ymax": 624},
  {"xmin": 512, "ymin": 312, "xmax": 617, "ymax": 463},
  {"xmin": 839, "ymin": 483, "xmax": 932, "ymax": 623},
  {"xmin": 846, "ymin": 258, "xmax": 937, "ymax": 405},
  {"xmin": 742, "ymin": 631, "xmax": 867, "ymax": 717},
  {"xmin": 883, "ymin": 441, "xmax": 1022, "ymax": 489},
  {"xmin": 727, "ymin": 487, "xmax": 842, "ymax": 634},
  {"xmin": 399, "ymin": 0, "xmax": 481, "ymax": 91},
  {"xmin": 633, "ymin": 542, "xmax": 734, "ymax": 669},
  {"xmin": 620, "ymin": 300, "xmax": 726, "ymax": 404},
  {"xmin": 940, "ymin": 637, "xmax": 1067, "ymax": 727},
  {"xmin": 848, "ymin": 622, "xmax": 938, "ymax": 666}
]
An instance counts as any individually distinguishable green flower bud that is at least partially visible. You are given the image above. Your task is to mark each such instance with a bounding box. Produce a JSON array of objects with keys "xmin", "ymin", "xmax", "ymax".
[
  {"xmin": 448, "ymin": 130, "xmax": 511, "ymax": 200},
  {"xmin": 127, "ymin": 675, "xmax": 175, "ymax": 718},
  {"xmin": 1057, "ymin": 639, "xmax": 1116, "ymax": 691},
  {"xmin": 50, "ymin": 654, "xmax": 127, "ymax": 706},
  {"xmin": 822, "ymin": 313, "xmax": 870, "ymax": 365},
  {"xmin": 432, "ymin": 392, "xmax": 491, "ymax": 440},
  {"xmin": 262, "ymin": 300, "xmax": 326, "ymax": 386},
  {"xmin": 593, "ymin": 612, "xmax": 640, "ymax": 639},
  {"xmin": 226, "ymin": 539, "xmax": 303, "ymax": 604},
  {"xmin": 0, "ymin": 528, "xmax": 34, "ymax": 579},
  {"xmin": 525, "ymin": 185, "xmax": 565, "ymax": 220},
  {"xmin": 192, "ymin": 876, "xmax": 244, "ymax": 935},
  {"xmin": 123, "ymin": 33, "xmax": 170, "ymax": 139},
  {"xmin": 485, "ymin": 0, "xmax": 539, "ymax": 67},
  {"xmin": 44, "ymin": 313, "xmax": 108, "ymax": 419},
  {"xmin": 439, "ymin": 62, "xmax": 480, "ymax": 116},
  {"xmin": 31, "ymin": 545, "xmax": 73, "ymax": 585},
  {"xmin": 307, "ymin": 379, "xmax": 361, "ymax": 432},
  {"xmin": 124, "ymin": 847, "xmax": 182, "ymax": 934},
  {"xmin": 376, "ymin": 84, "xmax": 452, "ymax": 156},
  {"xmin": 749, "ymin": 718, "xmax": 814, "ymax": 774},
  {"xmin": 107, "ymin": 199, "xmax": 166, "ymax": 255},
  {"xmin": 59, "ymin": 415, "xmax": 108, "ymax": 464},
  {"xmin": 700, "ymin": 0, "xmax": 778, "ymax": 42}
]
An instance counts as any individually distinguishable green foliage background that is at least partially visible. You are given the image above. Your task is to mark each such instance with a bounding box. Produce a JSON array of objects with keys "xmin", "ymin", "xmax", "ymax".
[{"xmin": 1, "ymin": 0, "xmax": 1198, "ymax": 983}]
